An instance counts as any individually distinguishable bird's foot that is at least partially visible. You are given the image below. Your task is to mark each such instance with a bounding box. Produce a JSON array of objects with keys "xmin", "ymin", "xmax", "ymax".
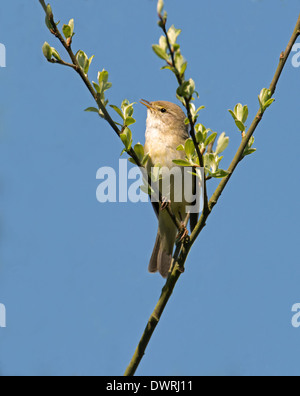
[
  {"xmin": 160, "ymin": 196, "xmax": 171, "ymax": 211},
  {"xmin": 176, "ymin": 223, "xmax": 189, "ymax": 243}
]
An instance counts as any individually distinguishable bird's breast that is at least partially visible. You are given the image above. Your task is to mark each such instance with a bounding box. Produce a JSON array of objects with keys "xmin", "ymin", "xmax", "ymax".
[{"xmin": 145, "ymin": 126, "xmax": 185, "ymax": 168}]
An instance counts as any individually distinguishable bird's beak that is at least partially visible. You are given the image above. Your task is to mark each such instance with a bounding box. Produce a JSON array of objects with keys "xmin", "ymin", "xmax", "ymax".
[{"xmin": 140, "ymin": 99, "xmax": 154, "ymax": 110}]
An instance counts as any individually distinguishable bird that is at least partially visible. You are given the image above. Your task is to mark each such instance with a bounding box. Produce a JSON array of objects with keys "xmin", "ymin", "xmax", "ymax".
[{"xmin": 141, "ymin": 99, "xmax": 198, "ymax": 278}]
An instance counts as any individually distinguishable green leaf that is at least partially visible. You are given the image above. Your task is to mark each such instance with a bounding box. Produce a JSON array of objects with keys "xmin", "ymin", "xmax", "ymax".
[
  {"xmin": 184, "ymin": 138, "xmax": 195, "ymax": 158},
  {"xmin": 98, "ymin": 69, "xmax": 109, "ymax": 84},
  {"xmin": 259, "ymin": 88, "xmax": 274, "ymax": 112},
  {"xmin": 212, "ymin": 169, "xmax": 230, "ymax": 178},
  {"xmin": 62, "ymin": 24, "xmax": 72, "ymax": 39},
  {"xmin": 93, "ymin": 82, "xmax": 100, "ymax": 93},
  {"xmin": 76, "ymin": 50, "xmax": 88, "ymax": 73},
  {"xmin": 122, "ymin": 101, "xmax": 135, "ymax": 118},
  {"xmin": 161, "ymin": 65, "xmax": 174, "ymax": 72},
  {"xmin": 45, "ymin": 15, "xmax": 53, "ymax": 30},
  {"xmin": 84, "ymin": 55, "xmax": 94, "ymax": 74},
  {"xmin": 235, "ymin": 103, "xmax": 244, "ymax": 122},
  {"xmin": 68, "ymin": 18, "xmax": 74, "ymax": 36},
  {"xmin": 159, "ymin": 36, "xmax": 168, "ymax": 52},
  {"xmin": 174, "ymin": 51, "xmax": 185, "ymax": 74},
  {"xmin": 228, "ymin": 109, "xmax": 237, "ymax": 122},
  {"xmin": 120, "ymin": 127, "xmax": 132, "ymax": 151},
  {"xmin": 243, "ymin": 148, "xmax": 257, "ymax": 156},
  {"xmin": 133, "ymin": 143, "xmax": 144, "ymax": 162},
  {"xmin": 263, "ymin": 98, "xmax": 275, "ymax": 110},
  {"xmin": 196, "ymin": 131, "xmax": 204, "ymax": 144},
  {"xmin": 204, "ymin": 132, "xmax": 217, "ymax": 147},
  {"xmin": 243, "ymin": 136, "xmax": 256, "ymax": 156},
  {"xmin": 176, "ymin": 144, "xmax": 185, "ymax": 151},
  {"xmin": 51, "ymin": 47, "xmax": 61, "ymax": 61},
  {"xmin": 167, "ymin": 25, "xmax": 181, "ymax": 45},
  {"xmin": 215, "ymin": 132, "xmax": 229, "ymax": 155},
  {"xmin": 110, "ymin": 105, "xmax": 124, "ymax": 120},
  {"xmin": 42, "ymin": 42, "xmax": 52, "ymax": 60},
  {"xmin": 196, "ymin": 105, "xmax": 205, "ymax": 113},
  {"xmin": 229, "ymin": 104, "xmax": 248, "ymax": 127},
  {"xmin": 125, "ymin": 116, "xmax": 136, "ymax": 126},
  {"xmin": 242, "ymin": 105, "xmax": 249, "ymax": 124},
  {"xmin": 173, "ymin": 43, "xmax": 180, "ymax": 52},
  {"xmin": 140, "ymin": 184, "xmax": 153, "ymax": 195},
  {"xmin": 176, "ymin": 80, "xmax": 192, "ymax": 99},
  {"xmin": 128, "ymin": 158, "xmax": 137, "ymax": 165},
  {"xmin": 180, "ymin": 61, "xmax": 187, "ymax": 77},
  {"xmin": 172, "ymin": 159, "xmax": 192, "ymax": 167},
  {"xmin": 157, "ymin": 0, "xmax": 164, "ymax": 15},
  {"xmin": 46, "ymin": 4, "xmax": 53, "ymax": 19},
  {"xmin": 235, "ymin": 120, "xmax": 245, "ymax": 132},
  {"xmin": 152, "ymin": 44, "xmax": 169, "ymax": 61},
  {"xmin": 142, "ymin": 153, "xmax": 149, "ymax": 166},
  {"xmin": 84, "ymin": 107, "xmax": 99, "ymax": 113}
]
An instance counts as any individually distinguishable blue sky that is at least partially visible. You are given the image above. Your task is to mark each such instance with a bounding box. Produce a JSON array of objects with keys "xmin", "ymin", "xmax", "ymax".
[{"xmin": 0, "ymin": 0, "xmax": 300, "ymax": 376}]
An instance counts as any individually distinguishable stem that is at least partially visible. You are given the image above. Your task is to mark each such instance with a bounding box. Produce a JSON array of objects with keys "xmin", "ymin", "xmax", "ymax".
[
  {"xmin": 40, "ymin": 2, "xmax": 182, "ymax": 230},
  {"xmin": 39, "ymin": 0, "xmax": 47, "ymax": 13},
  {"xmin": 124, "ymin": 12, "xmax": 300, "ymax": 376},
  {"xmin": 161, "ymin": 21, "xmax": 209, "ymax": 212}
]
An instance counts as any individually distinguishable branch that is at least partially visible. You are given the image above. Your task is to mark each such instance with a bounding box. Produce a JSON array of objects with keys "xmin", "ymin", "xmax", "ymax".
[
  {"xmin": 39, "ymin": 0, "xmax": 47, "ymax": 13},
  {"xmin": 39, "ymin": 1, "xmax": 183, "ymax": 231},
  {"xmin": 160, "ymin": 21, "xmax": 209, "ymax": 212},
  {"xmin": 124, "ymin": 12, "xmax": 300, "ymax": 376}
]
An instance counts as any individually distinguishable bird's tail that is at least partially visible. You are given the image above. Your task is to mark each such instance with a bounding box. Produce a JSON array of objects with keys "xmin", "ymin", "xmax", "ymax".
[{"xmin": 148, "ymin": 233, "xmax": 173, "ymax": 278}]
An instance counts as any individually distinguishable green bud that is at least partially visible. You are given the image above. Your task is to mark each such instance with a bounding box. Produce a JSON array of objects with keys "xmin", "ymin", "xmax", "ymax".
[
  {"xmin": 157, "ymin": 0, "xmax": 164, "ymax": 15},
  {"xmin": 204, "ymin": 132, "xmax": 217, "ymax": 147},
  {"xmin": 259, "ymin": 88, "xmax": 275, "ymax": 112},
  {"xmin": 215, "ymin": 132, "xmax": 229, "ymax": 155},
  {"xmin": 152, "ymin": 44, "xmax": 169, "ymax": 61},
  {"xmin": 84, "ymin": 107, "xmax": 99, "ymax": 113},
  {"xmin": 42, "ymin": 42, "xmax": 52, "ymax": 60},
  {"xmin": 62, "ymin": 24, "xmax": 72, "ymax": 39},
  {"xmin": 110, "ymin": 105, "xmax": 124, "ymax": 120},
  {"xmin": 172, "ymin": 159, "xmax": 192, "ymax": 167},
  {"xmin": 184, "ymin": 138, "xmax": 195, "ymax": 159},
  {"xmin": 51, "ymin": 47, "xmax": 61, "ymax": 61},
  {"xmin": 133, "ymin": 143, "xmax": 144, "ymax": 162},
  {"xmin": 46, "ymin": 4, "xmax": 53, "ymax": 19},
  {"xmin": 167, "ymin": 25, "xmax": 181, "ymax": 45},
  {"xmin": 68, "ymin": 19, "xmax": 75, "ymax": 36}
]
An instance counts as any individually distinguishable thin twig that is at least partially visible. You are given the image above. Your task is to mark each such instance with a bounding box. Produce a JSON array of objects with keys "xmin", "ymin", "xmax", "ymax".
[
  {"xmin": 161, "ymin": 21, "xmax": 209, "ymax": 213},
  {"xmin": 39, "ymin": 1, "xmax": 182, "ymax": 231},
  {"xmin": 124, "ymin": 12, "xmax": 300, "ymax": 376}
]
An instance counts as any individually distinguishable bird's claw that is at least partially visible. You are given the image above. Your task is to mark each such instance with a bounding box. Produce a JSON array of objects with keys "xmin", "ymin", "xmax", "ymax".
[
  {"xmin": 160, "ymin": 197, "xmax": 171, "ymax": 211},
  {"xmin": 176, "ymin": 224, "xmax": 189, "ymax": 243}
]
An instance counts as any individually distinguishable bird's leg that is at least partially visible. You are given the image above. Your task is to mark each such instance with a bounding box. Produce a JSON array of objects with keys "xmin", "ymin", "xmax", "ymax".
[
  {"xmin": 160, "ymin": 196, "xmax": 171, "ymax": 211},
  {"xmin": 176, "ymin": 211, "xmax": 189, "ymax": 243},
  {"xmin": 176, "ymin": 223, "xmax": 189, "ymax": 243}
]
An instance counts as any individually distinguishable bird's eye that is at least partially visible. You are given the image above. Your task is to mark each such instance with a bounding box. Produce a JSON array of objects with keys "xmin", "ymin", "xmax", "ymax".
[{"xmin": 160, "ymin": 108, "xmax": 167, "ymax": 113}]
